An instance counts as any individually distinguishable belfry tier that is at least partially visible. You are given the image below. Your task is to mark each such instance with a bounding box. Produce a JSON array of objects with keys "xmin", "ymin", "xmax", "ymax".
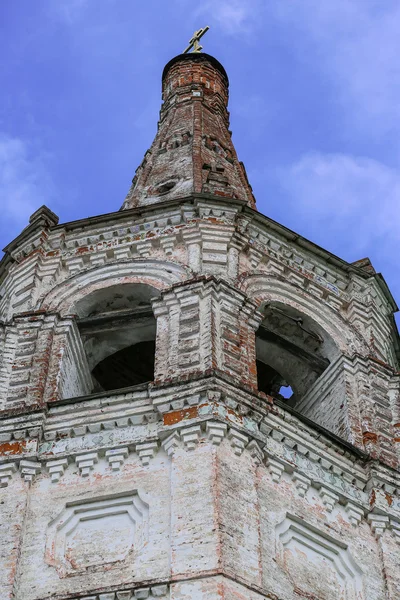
[{"xmin": 122, "ymin": 53, "xmax": 256, "ymax": 210}]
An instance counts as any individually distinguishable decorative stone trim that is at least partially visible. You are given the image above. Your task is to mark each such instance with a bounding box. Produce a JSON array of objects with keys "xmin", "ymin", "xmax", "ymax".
[
  {"xmin": 275, "ymin": 514, "xmax": 363, "ymax": 598},
  {"xmin": 228, "ymin": 428, "xmax": 248, "ymax": 455},
  {"xmin": 180, "ymin": 425, "xmax": 202, "ymax": 450},
  {"xmin": 114, "ymin": 246, "xmax": 131, "ymax": 261},
  {"xmin": 0, "ymin": 462, "xmax": 17, "ymax": 487},
  {"xmin": 90, "ymin": 250, "xmax": 108, "ymax": 267},
  {"xmin": 367, "ymin": 513, "xmax": 390, "ymax": 538},
  {"xmin": 42, "ymin": 397, "xmax": 155, "ymax": 442},
  {"xmin": 270, "ymin": 429, "xmax": 285, "ymax": 443},
  {"xmin": 20, "ymin": 459, "xmax": 41, "ymax": 483},
  {"xmin": 345, "ymin": 502, "xmax": 364, "ymax": 527},
  {"xmin": 2, "ymin": 415, "xmax": 399, "ymax": 538},
  {"xmin": 263, "ymin": 432, "xmax": 368, "ymax": 508},
  {"xmin": 170, "ymin": 399, "xmax": 185, "ymax": 411},
  {"xmin": 161, "ymin": 431, "xmax": 180, "ymax": 456},
  {"xmin": 46, "ymin": 458, "xmax": 68, "ymax": 483},
  {"xmin": 263, "ymin": 412, "xmax": 366, "ymax": 488},
  {"xmin": 266, "ymin": 457, "xmax": 285, "ymax": 483},
  {"xmin": 45, "ymin": 491, "xmax": 149, "ymax": 578},
  {"xmin": 75, "ymin": 452, "xmax": 98, "ymax": 477},
  {"xmin": 134, "ymin": 585, "xmax": 169, "ymax": 598},
  {"xmin": 247, "ymin": 439, "xmax": 264, "ymax": 464},
  {"xmin": 65, "ymin": 256, "xmax": 84, "ymax": 275},
  {"xmin": 248, "ymin": 246, "xmax": 263, "ymax": 269},
  {"xmin": 160, "ymin": 235, "xmax": 176, "ymax": 256},
  {"xmin": 137, "ymin": 240, "xmax": 153, "ymax": 258},
  {"xmin": 205, "ymin": 420, "xmax": 227, "ymax": 445},
  {"xmin": 151, "ymin": 374, "xmax": 264, "ymax": 426},
  {"xmin": 390, "ymin": 520, "xmax": 400, "ymax": 544},
  {"xmin": 320, "ymin": 486, "xmax": 340, "ymax": 512},
  {"xmin": 37, "ymin": 389, "xmax": 371, "ymax": 500},
  {"xmin": 105, "ymin": 447, "xmax": 129, "ymax": 471},
  {"xmin": 76, "ymin": 584, "xmax": 169, "ymax": 600},
  {"xmin": 293, "ymin": 472, "xmax": 311, "ymax": 498},
  {"xmin": 136, "ymin": 441, "xmax": 158, "ymax": 465},
  {"xmin": 117, "ymin": 592, "xmax": 133, "ymax": 600}
]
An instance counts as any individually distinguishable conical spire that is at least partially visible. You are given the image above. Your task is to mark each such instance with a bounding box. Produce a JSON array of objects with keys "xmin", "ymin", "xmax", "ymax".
[{"xmin": 121, "ymin": 52, "xmax": 256, "ymax": 210}]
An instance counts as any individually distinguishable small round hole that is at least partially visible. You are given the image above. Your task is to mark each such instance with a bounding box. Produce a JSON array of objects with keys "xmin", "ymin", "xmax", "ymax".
[{"xmin": 279, "ymin": 385, "xmax": 293, "ymax": 399}]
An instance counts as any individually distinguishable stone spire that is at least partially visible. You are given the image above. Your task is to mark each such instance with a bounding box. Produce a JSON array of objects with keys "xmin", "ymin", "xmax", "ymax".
[{"xmin": 121, "ymin": 52, "xmax": 256, "ymax": 210}]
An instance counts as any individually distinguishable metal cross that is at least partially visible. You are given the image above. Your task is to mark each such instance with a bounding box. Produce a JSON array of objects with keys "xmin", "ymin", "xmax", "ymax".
[{"xmin": 183, "ymin": 26, "xmax": 209, "ymax": 54}]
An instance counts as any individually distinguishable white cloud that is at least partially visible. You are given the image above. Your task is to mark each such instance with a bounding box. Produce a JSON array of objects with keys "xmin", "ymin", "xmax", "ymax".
[
  {"xmin": 276, "ymin": 152, "xmax": 400, "ymax": 258},
  {"xmin": 271, "ymin": 0, "xmax": 400, "ymax": 135},
  {"xmin": 0, "ymin": 134, "xmax": 54, "ymax": 246},
  {"xmin": 196, "ymin": 0, "xmax": 262, "ymax": 35},
  {"xmin": 195, "ymin": 1, "xmax": 400, "ymax": 134}
]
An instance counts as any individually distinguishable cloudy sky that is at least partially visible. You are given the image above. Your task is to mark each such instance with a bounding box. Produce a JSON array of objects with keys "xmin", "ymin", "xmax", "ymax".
[{"xmin": 1, "ymin": 0, "xmax": 399, "ymax": 317}]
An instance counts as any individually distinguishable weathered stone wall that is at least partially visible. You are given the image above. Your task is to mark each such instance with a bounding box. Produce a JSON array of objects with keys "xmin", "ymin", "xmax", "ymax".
[
  {"xmin": 122, "ymin": 53, "xmax": 256, "ymax": 210},
  {"xmin": 0, "ymin": 198, "xmax": 400, "ymax": 600},
  {"xmin": 1, "ymin": 398, "xmax": 400, "ymax": 599},
  {"xmin": 297, "ymin": 356, "xmax": 355, "ymax": 441},
  {"xmin": 0, "ymin": 195, "xmax": 399, "ymax": 460},
  {"xmin": 1, "ymin": 52, "xmax": 399, "ymax": 600}
]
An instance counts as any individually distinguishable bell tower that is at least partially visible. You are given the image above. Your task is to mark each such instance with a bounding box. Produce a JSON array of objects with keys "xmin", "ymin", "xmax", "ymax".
[
  {"xmin": 1, "ymin": 32, "xmax": 400, "ymax": 600},
  {"xmin": 122, "ymin": 51, "xmax": 255, "ymax": 209}
]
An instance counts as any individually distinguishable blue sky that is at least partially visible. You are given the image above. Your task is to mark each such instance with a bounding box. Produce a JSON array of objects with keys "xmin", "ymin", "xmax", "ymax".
[{"xmin": 1, "ymin": 0, "xmax": 399, "ymax": 318}]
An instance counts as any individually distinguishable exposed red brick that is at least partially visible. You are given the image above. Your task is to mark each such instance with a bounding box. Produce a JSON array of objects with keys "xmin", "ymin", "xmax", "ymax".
[
  {"xmin": 122, "ymin": 53, "xmax": 256, "ymax": 210},
  {"xmin": 163, "ymin": 405, "xmax": 199, "ymax": 425},
  {"xmin": 0, "ymin": 440, "xmax": 28, "ymax": 455}
]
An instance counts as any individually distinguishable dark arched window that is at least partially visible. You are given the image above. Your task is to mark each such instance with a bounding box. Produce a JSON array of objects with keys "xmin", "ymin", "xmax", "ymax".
[
  {"xmin": 75, "ymin": 283, "xmax": 159, "ymax": 393},
  {"xmin": 256, "ymin": 304, "xmax": 332, "ymax": 409}
]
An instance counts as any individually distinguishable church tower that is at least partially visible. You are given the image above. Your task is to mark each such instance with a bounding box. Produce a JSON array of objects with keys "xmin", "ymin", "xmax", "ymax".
[{"xmin": 1, "ymin": 33, "xmax": 400, "ymax": 600}]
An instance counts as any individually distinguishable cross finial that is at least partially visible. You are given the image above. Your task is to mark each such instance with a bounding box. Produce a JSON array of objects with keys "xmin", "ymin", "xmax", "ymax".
[{"xmin": 183, "ymin": 26, "xmax": 210, "ymax": 54}]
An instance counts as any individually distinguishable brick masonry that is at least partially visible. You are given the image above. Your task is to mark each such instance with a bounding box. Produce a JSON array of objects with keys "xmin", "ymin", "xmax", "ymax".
[
  {"xmin": 0, "ymin": 52, "xmax": 399, "ymax": 600},
  {"xmin": 122, "ymin": 53, "xmax": 256, "ymax": 210}
]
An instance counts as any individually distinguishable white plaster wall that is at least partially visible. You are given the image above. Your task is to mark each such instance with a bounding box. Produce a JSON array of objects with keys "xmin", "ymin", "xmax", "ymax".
[
  {"xmin": 217, "ymin": 440, "xmax": 261, "ymax": 586},
  {"xmin": 257, "ymin": 469, "xmax": 387, "ymax": 600},
  {"xmin": 0, "ymin": 477, "xmax": 28, "ymax": 600},
  {"xmin": 15, "ymin": 451, "xmax": 171, "ymax": 600},
  {"xmin": 170, "ymin": 439, "xmax": 219, "ymax": 577}
]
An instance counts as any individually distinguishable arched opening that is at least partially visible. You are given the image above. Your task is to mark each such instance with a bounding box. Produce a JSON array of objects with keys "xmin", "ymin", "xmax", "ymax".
[
  {"xmin": 92, "ymin": 341, "xmax": 155, "ymax": 391},
  {"xmin": 256, "ymin": 360, "xmax": 295, "ymax": 403},
  {"xmin": 75, "ymin": 283, "xmax": 159, "ymax": 394},
  {"xmin": 256, "ymin": 303, "xmax": 337, "ymax": 412}
]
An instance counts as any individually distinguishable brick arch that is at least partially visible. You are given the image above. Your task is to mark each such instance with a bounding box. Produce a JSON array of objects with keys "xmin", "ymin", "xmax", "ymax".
[
  {"xmin": 38, "ymin": 259, "xmax": 192, "ymax": 314},
  {"xmin": 239, "ymin": 273, "xmax": 370, "ymax": 358},
  {"xmin": 239, "ymin": 273, "xmax": 370, "ymax": 444}
]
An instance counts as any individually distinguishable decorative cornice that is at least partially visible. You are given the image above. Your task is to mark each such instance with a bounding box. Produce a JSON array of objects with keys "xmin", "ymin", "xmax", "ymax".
[{"xmin": 1, "ymin": 418, "xmax": 400, "ymax": 544}]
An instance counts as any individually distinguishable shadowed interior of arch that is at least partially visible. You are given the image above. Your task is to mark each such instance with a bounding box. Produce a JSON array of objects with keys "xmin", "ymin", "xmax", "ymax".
[
  {"xmin": 74, "ymin": 283, "xmax": 159, "ymax": 394},
  {"xmin": 256, "ymin": 304, "xmax": 334, "ymax": 413},
  {"xmin": 92, "ymin": 340, "xmax": 155, "ymax": 391}
]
